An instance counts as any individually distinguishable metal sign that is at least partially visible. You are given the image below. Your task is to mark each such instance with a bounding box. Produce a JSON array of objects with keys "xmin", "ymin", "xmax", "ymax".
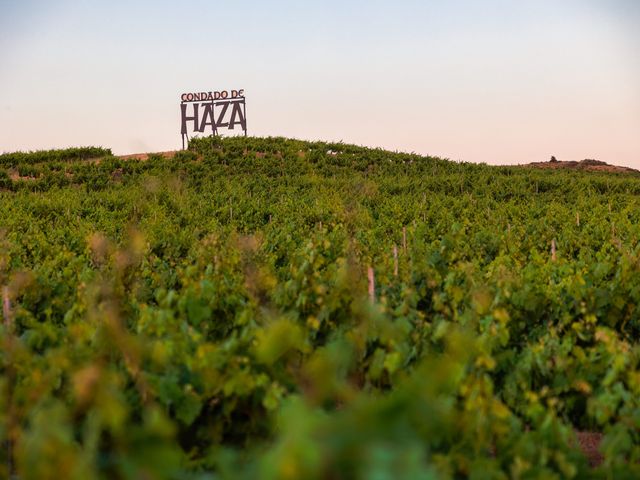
[{"xmin": 180, "ymin": 89, "xmax": 247, "ymax": 149}]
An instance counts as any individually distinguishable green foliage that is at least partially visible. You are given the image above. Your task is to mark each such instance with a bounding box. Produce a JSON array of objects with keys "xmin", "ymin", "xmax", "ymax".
[
  {"xmin": 0, "ymin": 146, "xmax": 112, "ymax": 167},
  {"xmin": 1, "ymin": 136, "xmax": 640, "ymax": 478}
]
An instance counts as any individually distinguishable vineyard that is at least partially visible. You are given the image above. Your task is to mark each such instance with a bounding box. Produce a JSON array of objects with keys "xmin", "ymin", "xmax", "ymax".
[{"xmin": 2, "ymin": 136, "xmax": 640, "ymax": 479}]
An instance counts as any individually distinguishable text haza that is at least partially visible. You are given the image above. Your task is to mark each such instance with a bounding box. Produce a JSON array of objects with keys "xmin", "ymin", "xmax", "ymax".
[{"xmin": 180, "ymin": 100, "xmax": 246, "ymax": 134}]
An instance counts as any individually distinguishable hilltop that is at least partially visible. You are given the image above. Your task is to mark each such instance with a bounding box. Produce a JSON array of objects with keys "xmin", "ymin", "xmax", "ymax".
[
  {"xmin": 3, "ymin": 138, "xmax": 637, "ymax": 181},
  {"xmin": 115, "ymin": 148, "xmax": 638, "ymax": 175}
]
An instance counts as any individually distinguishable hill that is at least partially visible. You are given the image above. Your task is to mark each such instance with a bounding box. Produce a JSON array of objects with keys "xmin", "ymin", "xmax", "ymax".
[{"xmin": 1, "ymin": 137, "xmax": 640, "ymax": 478}]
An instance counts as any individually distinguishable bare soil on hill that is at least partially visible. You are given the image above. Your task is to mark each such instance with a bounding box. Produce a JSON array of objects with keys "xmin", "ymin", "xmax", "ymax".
[
  {"xmin": 118, "ymin": 151, "xmax": 177, "ymax": 161},
  {"xmin": 522, "ymin": 158, "xmax": 637, "ymax": 174}
]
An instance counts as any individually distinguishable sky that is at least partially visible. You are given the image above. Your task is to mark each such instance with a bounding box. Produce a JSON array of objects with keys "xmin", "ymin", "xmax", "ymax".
[{"xmin": 0, "ymin": 0, "xmax": 639, "ymax": 166}]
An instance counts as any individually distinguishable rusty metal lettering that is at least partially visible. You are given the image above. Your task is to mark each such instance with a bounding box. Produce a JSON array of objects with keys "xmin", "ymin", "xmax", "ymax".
[
  {"xmin": 199, "ymin": 103, "xmax": 218, "ymax": 134},
  {"xmin": 179, "ymin": 89, "xmax": 247, "ymax": 149},
  {"xmin": 228, "ymin": 102, "xmax": 246, "ymax": 131},
  {"xmin": 215, "ymin": 102, "xmax": 230, "ymax": 128},
  {"xmin": 180, "ymin": 102, "xmax": 199, "ymax": 135}
]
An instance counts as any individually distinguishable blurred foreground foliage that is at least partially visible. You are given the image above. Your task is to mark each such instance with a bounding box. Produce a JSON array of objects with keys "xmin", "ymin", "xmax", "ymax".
[{"xmin": 2, "ymin": 137, "xmax": 640, "ymax": 478}]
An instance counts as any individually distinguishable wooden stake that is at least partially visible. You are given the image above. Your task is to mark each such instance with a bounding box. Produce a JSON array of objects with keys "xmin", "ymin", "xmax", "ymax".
[
  {"xmin": 576, "ymin": 212, "xmax": 580, "ymax": 227},
  {"xmin": 393, "ymin": 245, "xmax": 399, "ymax": 277},
  {"xmin": 3, "ymin": 286, "xmax": 11, "ymax": 330},
  {"xmin": 3, "ymin": 285, "xmax": 14, "ymax": 475},
  {"xmin": 551, "ymin": 239, "xmax": 557, "ymax": 262},
  {"xmin": 368, "ymin": 267, "xmax": 375, "ymax": 303},
  {"xmin": 402, "ymin": 226, "xmax": 407, "ymax": 254}
]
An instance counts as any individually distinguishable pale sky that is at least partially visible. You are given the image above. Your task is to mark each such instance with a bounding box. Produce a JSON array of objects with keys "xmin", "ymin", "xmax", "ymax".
[{"xmin": 1, "ymin": 0, "xmax": 639, "ymax": 166}]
